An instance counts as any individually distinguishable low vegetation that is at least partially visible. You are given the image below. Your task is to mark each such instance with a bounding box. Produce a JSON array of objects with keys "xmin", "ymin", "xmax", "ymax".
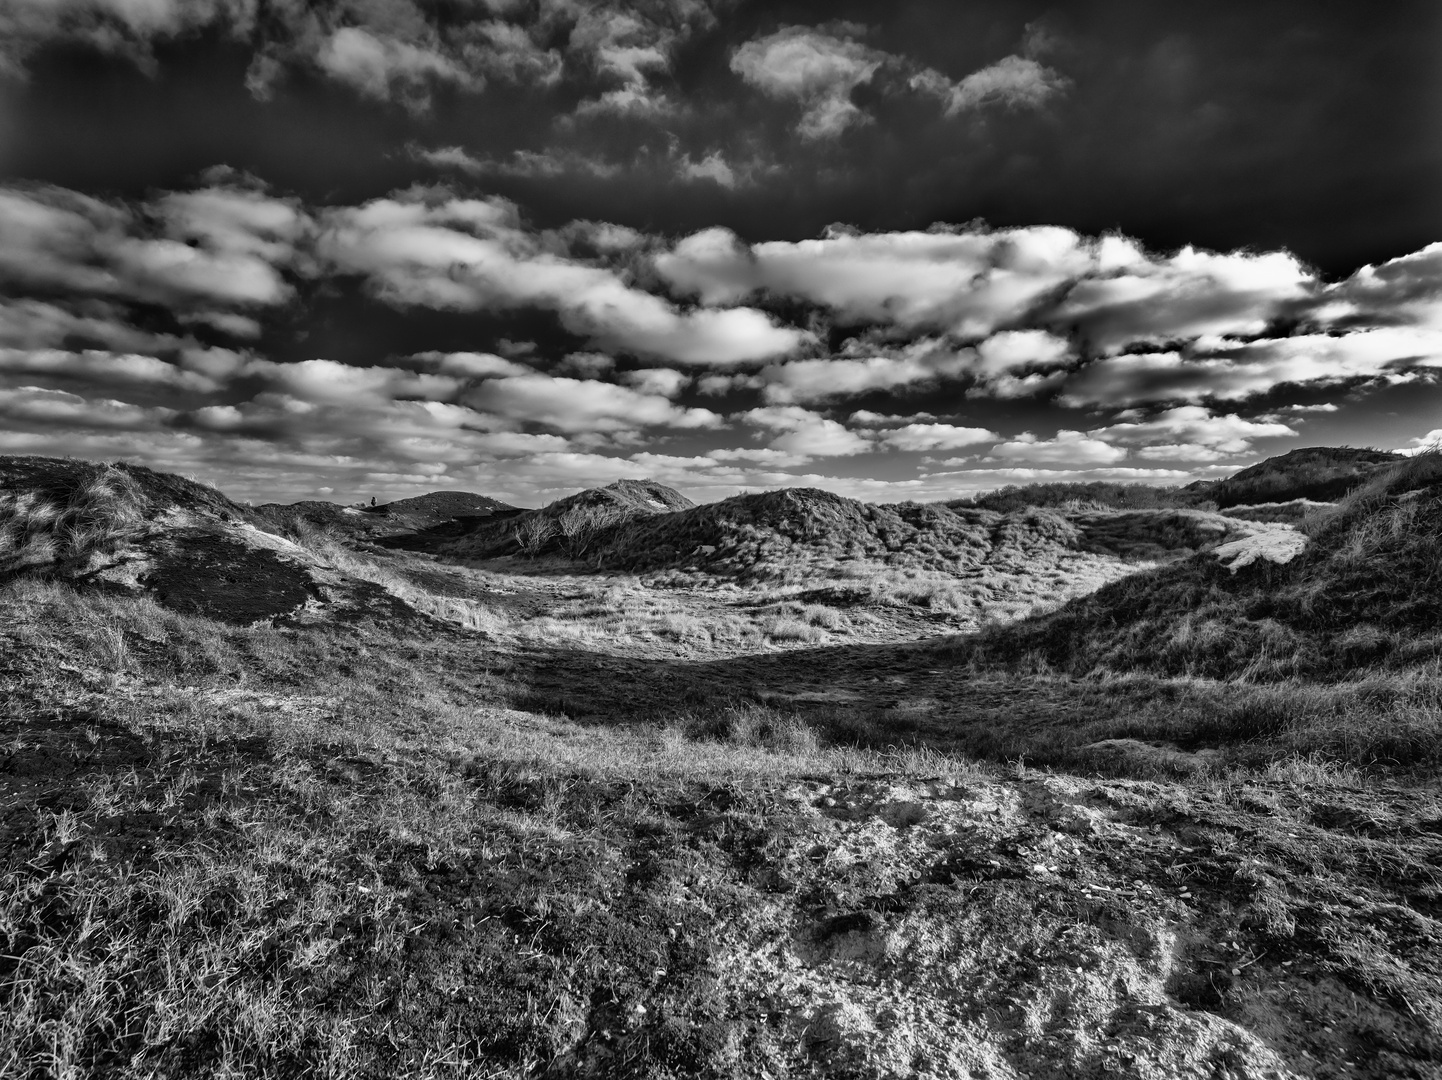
[
  {"xmin": 961, "ymin": 452, "xmax": 1442, "ymax": 691},
  {"xmin": 3, "ymin": 450, "xmax": 1440, "ymax": 1079}
]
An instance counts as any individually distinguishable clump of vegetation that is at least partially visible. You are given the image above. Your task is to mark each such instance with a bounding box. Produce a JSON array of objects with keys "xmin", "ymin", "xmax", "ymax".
[
  {"xmin": 0, "ymin": 464, "xmax": 149, "ymax": 580},
  {"xmin": 512, "ymin": 514, "xmax": 555, "ymax": 558}
]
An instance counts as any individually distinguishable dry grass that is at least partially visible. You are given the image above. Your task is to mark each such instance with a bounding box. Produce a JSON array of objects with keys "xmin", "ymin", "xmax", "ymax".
[
  {"xmin": 6, "ymin": 450, "xmax": 1442, "ymax": 1077},
  {"xmin": 0, "ymin": 465, "xmax": 149, "ymax": 580},
  {"xmin": 3, "ymin": 577, "xmax": 1439, "ymax": 1078}
]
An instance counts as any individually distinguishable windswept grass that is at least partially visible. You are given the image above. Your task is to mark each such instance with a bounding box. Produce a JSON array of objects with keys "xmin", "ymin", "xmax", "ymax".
[{"xmin": 0, "ymin": 465, "xmax": 149, "ymax": 580}]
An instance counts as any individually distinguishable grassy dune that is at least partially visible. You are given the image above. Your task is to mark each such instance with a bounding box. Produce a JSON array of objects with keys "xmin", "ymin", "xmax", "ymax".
[{"xmin": 3, "ymin": 454, "xmax": 1441, "ymax": 1078}]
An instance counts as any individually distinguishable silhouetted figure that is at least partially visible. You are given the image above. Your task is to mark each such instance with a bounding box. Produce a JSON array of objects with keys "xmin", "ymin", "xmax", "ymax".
[{"xmin": 370, "ymin": 496, "xmax": 376, "ymax": 507}]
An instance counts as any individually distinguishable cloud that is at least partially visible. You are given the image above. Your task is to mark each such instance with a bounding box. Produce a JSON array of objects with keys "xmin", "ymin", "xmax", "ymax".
[
  {"xmin": 912, "ymin": 54, "xmax": 1069, "ymax": 115},
  {"xmin": 730, "ymin": 26, "xmax": 884, "ymax": 139},
  {"xmin": 240, "ymin": 358, "xmax": 460, "ymax": 406},
  {"xmin": 1405, "ymin": 429, "xmax": 1442, "ymax": 453},
  {"xmin": 985, "ymin": 430, "xmax": 1129, "ymax": 466},
  {"xmin": 974, "ymin": 330, "xmax": 1071, "ymax": 376},
  {"xmin": 0, "ymin": 386, "xmax": 173, "ymax": 431},
  {"xmin": 1052, "ymin": 246, "xmax": 1312, "ymax": 352},
  {"xmin": 414, "ymin": 145, "xmax": 623, "ymax": 180},
  {"xmin": 849, "ymin": 410, "xmax": 938, "ymax": 425},
  {"xmin": 757, "ymin": 343, "xmax": 970, "ymax": 403},
  {"xmin": 705, "ymin": 446, "xmax": 811, "ymax": 468},
  {"xmin": 318, "ymin": 192, "xmax": 808, "ymax": 366},
  {"xmin": 0, "ymin": 348, "xmax": 219, "ymax": 393},
  {"xmin": 0, "ymin": 184, "xmax": 302, "ymax": 311},
  {"xmin": 0, "ymin": 0, "xmax": 256, "ymax": 79},
  {"xmin": 742, "ymin": 405, "xmax": 871, "ymax": 457},
  {"xmin": 1059, "ymin": 327, "xmax": 1442, "ymax": 406},
  {"xmin": 0, "ymin": 298, "xmax": 181, "ymax": 352},
  {"xmin": 1091, "ymin": 406, "xmax": 1297, "ymax": 453},
  {"xmin": 316, "ymin": 27, "xmax": 472, "ymax": 110},
  {"xmin": 1309, "ymin": 242, "xmax": 1442, "ymax": 331},
  {"xmin": 409, "ymin": 351, "xmax": 533, "ymax": 379},
  {"xmin": 454, "ymin": 18, "xmax": 563, "ymax": 86},
  {"xmin": 621, "ymin": 368, "xmax": 690, "ymax": 397},
  {"xmin": 656, "ymin": 224, "xmax": 1094, "ymax": 337},
  {"xmin": 466, "ymin": 373, "xmax": 720, "ymax": 433},
  {"xmin": 0, "ymin": 0, "xmax": 724, "ymax": 116},
  {"xmin": 677, "ymin": 151, "xmax": 738, "ymax": 188},
  {"xmin": 875, "ymin": 424, "xmax": 998, "ymax": 452},
  {"xmin": 656, "ymin": 226, "xmax": 1333, "ymax": 359}
]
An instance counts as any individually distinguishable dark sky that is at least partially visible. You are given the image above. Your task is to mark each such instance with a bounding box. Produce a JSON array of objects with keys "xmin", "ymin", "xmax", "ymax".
[{"xmin": 0, "ymin": 0, "xmax": 1439, "ymax": 504}]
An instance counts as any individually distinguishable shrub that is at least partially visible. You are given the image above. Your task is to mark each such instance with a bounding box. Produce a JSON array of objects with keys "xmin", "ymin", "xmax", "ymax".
[
  {"xmin": 513, "ymin": 515, "xmax": 556, "ymax": 558},
  {"xmin": 556, "ymin": 505, "xmax": 622, "ymax": 560}
]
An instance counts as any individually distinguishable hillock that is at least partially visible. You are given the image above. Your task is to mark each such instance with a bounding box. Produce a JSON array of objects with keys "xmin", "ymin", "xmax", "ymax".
[
  {"xmin": 432, "ymin": 478, "xmax": 693, "ymax": 559},
  {"xmin": 378, "ymin": 490, "xmax": 517, "ymax": 521},
  {"xmin": 962, "ymin": 452, "xmax": 1442, "ymax": 680},
  {"xmin": 596, "ymin": 488, "xmax": 1272, "ymax": 582},
  {"xmin": 256, "ymin": 490, "xmax": 519, "ymax": 543},
  {"xmin": 1206, "ymin": 446, "xmax": 1402, "ymax": 508},
  {"xmin": 0, "ymin": 456, "xmax": 412, "ymax": 625}
]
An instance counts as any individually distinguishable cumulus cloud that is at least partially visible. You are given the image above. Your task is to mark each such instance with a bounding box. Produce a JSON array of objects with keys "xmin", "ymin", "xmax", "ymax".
[
  {"xmin": 0, "ymin": 0, "xmax": 257, "ymax": 79},
  {"xmin": 656, "ymin": 226, "xmax": 1331, "ymax": 357},
  {"xmin": 705, "ymin": 446, "xmax": 811, "ymax": 468},
  {"xmin": 0, "ymin": 348, "xmax": 220, "ymax": 393},
  {"xmin": 911, "ymin": 54, "xmax": 1068, "ymax": 115},
  {"xmin": 409, "ymin": 351, "xmax": 532, "ymax": 379},
  {"xmin": 240, "ymin": 358, "xmax": 460, "ymax": 406},
  {"xmin": 0, "ymin": 298, "xmax": 181, "ymax": 352},
  {"xmin": 1309, "ymin": 243, "xmax": 1442, "ymax": 331},
  {"xmin": 1060, "ymin": 327, "xmax": 1442, "ymax": 406},
  {"xmin": 757, "ymin": 343, "xmax": 970, "ymax": 403},
  {"xmin": 1091, "ymin": 406, "xmax": 1297, "ymax": 453},
  {"xmin": 0, "ymin": 184, "xmax": 303, "ymax": 311},
  {"xmin": 413, "ymin": 145, "xmax": 623, "ymax": 180},
  {"xmin": 1052, "ymin": 246, "xmax": 1312, "ymax": 353},
  {"xmin": 7, "ymin": 174, "xmax": 1442, "ymax": 506},
  {"xmin": 849, "ymin": 410, "xmax": 938, "ymax": 425},
  {"xmin": 985, "ymin": 430, "xmax": 1129, "ymax": 466},
  {"xmin": 467, "ymin": 373, "xmax": 720, "ymax": 433},
  {"xmin": 875, "ymin": 424, "xmax": 998, "ymax": 452},
  {"xmin": 730, "ymin": 26, "xmax": 884, "ymax": 139},
  {"xmin": 742, "ymin": 405, "xmax": 871, "ymax": 457},
  {"xmin": 317, "ymin": 27, "xmax": 472, "ymax": 110},
  {"xmin": 1, "ymin": 0, "xmax": 721, "ymax": 117},
  {"xmin": 621, "ymin": 368, "xmax": 690, "ymax": 397},
  {"xmin": 677, "ymin": 151, "xmax": 739, "ymax": 188},
  {"xmin": 974, "ymin": 330, "xmax": 1071, "ymax": 376},
  {"xmin": 656, "ymin": 224, "xmax": 1094, "ymax": 337},
  {"xmin": 318, "ymin": 192, "xmax": 807, "ymax": 366},
  {"xmin": 0, "ymin": 386, "xmax": 173, "ymax": 431}
]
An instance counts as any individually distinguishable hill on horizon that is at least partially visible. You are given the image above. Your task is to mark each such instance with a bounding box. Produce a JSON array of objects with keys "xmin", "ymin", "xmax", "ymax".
[
  {"xmin": 421, "ymin": 478, "xmax": 695, "ymax": 559},
  {"xmin": 256, "ymin": 489, "xmax": 520, "ymax": 542},
  {"xmin": 1203, "ymin": 446, "xmax": 1403, "ymax": 508}
]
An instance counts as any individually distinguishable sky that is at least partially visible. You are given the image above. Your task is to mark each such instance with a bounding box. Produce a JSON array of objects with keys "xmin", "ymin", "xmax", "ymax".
[{"xmin": 1, "ymin": 0, "xmax": 1440, "ymax": 507}]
